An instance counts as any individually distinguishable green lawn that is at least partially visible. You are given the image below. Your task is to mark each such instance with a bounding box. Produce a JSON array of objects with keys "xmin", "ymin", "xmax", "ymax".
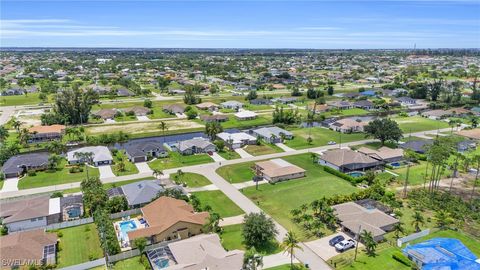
[
  {"xmin": 54, "ymin": 223, "xmax": 104, "ymax": 268},
  {"xmin": 112, "ymin": 151, "xmax": 139, "ymax": 176},
  {"xmin": 0, "ymin": 92, "xmax": 48, "ymax": 106},
  {"xmin": 0, "ymin": 180, "xmax": 4, "ymax": 190},
  {"xmin": 220, "ymin": 224, "xmax": 282, "ymax": 255},
  {"xmin": 244, "ymin": 143, "xmax": 283, "ymax": 156},
  {"xmin": 391, "ymin": 161, "xmax": 451, "ymax": 186},
  {"xmin": 221, "ymin": 115, "xmax": 272, "ymax": 129},
  {"xmin": 326, "ymin": 108, "xmax": 370, "ymax": 117},
  {"xmin": 242, "ymin": 154, "xmax": 358, "ymax": 240},
  {"xmin": 394, "ymin": 116, "xmax": 449, "ymax": 133},
  {"xmin": 216, "ymin": 162, "xmax": 256, "ymax": 183},
  {"xmin": 18, "ymin": 160, "xmax": 100, "ymax": 190},
  {"xmin": 171, "ymin": 172, "xmax": 211, "ymax": 187},
  {"xmin": 148, "ymin": 152, "xmax": 213, "ymax": 170},
  {"xmin": 265, "ymin": 264, "xmax": 306, "ymax": 270},
  {"xmin": 112, "ymin": 256, "xmax": 146, "ymax": 270},
  {"xmin": 192, "ymin": 190, "xmax": 244, "ymax": 218},
  {"xmin": 148, "ymin": 108, "xmax": 174, "ymax": 119},
  {"xmin": 284, "ymin": 127, "xmax": 366, "ymax": 150},
  {"xmin": 114, "ymin": 114, "xmax": 137, "ymax": 122},
  {"xmin": 217, "ymin": 150, "xmax": 241, "ymax": 160}
]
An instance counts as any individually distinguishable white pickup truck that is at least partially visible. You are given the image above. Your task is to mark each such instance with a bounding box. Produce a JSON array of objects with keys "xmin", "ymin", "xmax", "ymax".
[{"xmin": 335, "ymin": 239, "xmax": 356, "ymax": 252}]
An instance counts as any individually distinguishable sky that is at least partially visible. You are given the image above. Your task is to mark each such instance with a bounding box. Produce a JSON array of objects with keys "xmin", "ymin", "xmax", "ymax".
[{"xmin": 1, "ymin": 0, "xmax": 479, "ymax": 49}]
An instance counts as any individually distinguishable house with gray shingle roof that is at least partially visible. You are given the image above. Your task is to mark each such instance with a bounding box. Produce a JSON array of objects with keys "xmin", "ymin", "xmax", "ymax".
[
  {"xmin": 250, "ymin": 126, "xmax": 293, "ymax": 143},
  {"xmin": 108, "ymin": 180, "xmax": 166, "ymax": 208},
  {"xmin": 124, "ymin": 141, "xmax": 168, "ymax": 163},
  {"xmin": 1, "ymin": 152, "xmax": 49, "ymax": 178},
  {"xmin": 221, "ymin": 100, "xmax": 243, "ymax": 110}
]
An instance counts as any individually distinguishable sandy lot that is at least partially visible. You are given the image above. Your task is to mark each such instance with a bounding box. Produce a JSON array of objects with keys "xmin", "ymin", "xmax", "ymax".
[{"xmin": 86, "ymin": 119, "xmax": 204, "ymax": 135}]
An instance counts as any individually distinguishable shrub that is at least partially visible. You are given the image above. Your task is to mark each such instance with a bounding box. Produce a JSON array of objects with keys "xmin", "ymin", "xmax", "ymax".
[
  {"xmin": 50, "ymin": 192, "xmax": 63, "ymax": 198},
  {"xmin": 27, "ymin": 170, "xmax": 37, "ymax": 177},
  {"xmin": 392, "ymin": 251, "xmax": 411, "ymax": 266},
  {"xmin": 323, "ymin": 166, "xmax": 365, "ymax": 185},
  {"xmin": 56, "ymin": 231, "xmax": 63, "ymax": 238}
]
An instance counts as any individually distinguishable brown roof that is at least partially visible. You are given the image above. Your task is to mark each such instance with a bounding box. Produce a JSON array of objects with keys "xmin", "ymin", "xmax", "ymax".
[
  {"xmin": 163, "ymin": 104, "xmax": 186, "ymax": 113},
  {"xmin": 125, "ymin": 106, "xmax": 151, "ymax": 115},
  {"xmin": 255, "ymin": 158, "xmax": 305, "ymax": 178},
  {"xmin": 333, "ymin": 118, "xmax": 368, "ymax": 128},
  {"xmin": 319, "ymin": 149, "xmax": 380, "ymax": 167},
  {"xmin": 357, "ymin": 146, "xmax": 404, "ymax": 161},
  {"xmin": 128, "ymin": 197, "xmax": 209, "ymax": 240},
  {"xmin": 93, "ymin": 108, "xmax": 117, "ymax": 119},
  {"xmin": 195, "ymin": 102, "xmax": 218, "ymax": 109},
  {"xmin": 308, "ymin": 104, "xmax": 329, "ymax": 113},
  {"xmin": 0, "ymin": 196, "xmax": 50, "ymax": 223},
  {"xmin": 456, "ymin": 128, "xmax": 480, "ymax": 140},
  {"xmin": 0, "ymin": 229, "xmax": 57, "ymax": 266},
  {"xmin": 28, "ymin": 125, "xmax": 65, "ymax": 134},
  {"xmin": 200, "ymin": 114, "xmax": 229, "ymax": 122}
]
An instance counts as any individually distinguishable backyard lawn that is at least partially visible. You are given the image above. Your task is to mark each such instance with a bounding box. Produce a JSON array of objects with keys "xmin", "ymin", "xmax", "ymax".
[
  {"xmin": 148, "ymin": 107, "xmax": 174, "ymax": 119},
  {"xmin": 216, "ymin": 162, "xmax": 256, "ymax": 183},
  {"xmin": 242, "ymin": 154, "xmax": 358, "ymax": 240},
  {"xmin": 220, "ymin": 224, "xmax": 281, "ymax": 255},
  {"xmin": 112, "ymin": 256, "xmax": 146, "ymax": 270},
  {"xmin": 391, "ymin": 161, "xmax": 451, "ymax": 186},
  {"xmin": 148, "ymin": 152, "xmax": 213, "ymax": 170},
  {"xmin": 112, "ymin": 151, "xmax": 139, "ymax": 176},
  {"xmin": 18, "ymin": 160, "xmax": 100, "ymax": 189},
  {"xmin": 394, "ymin": 116, "xmax": 449, "ymax": 133},
  {"xmin": 244, "ymin": 142, "xmax": 283, "ymax": 156},
  {"xmin": 55, "ymin": 223, "xmax": 104, "ymax": 268},
  {"xmin": 171, "ymin": 172, "xmax": 211, "ymax": 187},
  {"xmin": 192, "ymin": 190, "xmax": 244, "ymax": 218},
  {"xmin": 221, "ymin": 115, "xmax": 272, "ymax": 129},
  {"xmin": 284, "ymin": 127, "xmax": 366, "ymax": 149}
]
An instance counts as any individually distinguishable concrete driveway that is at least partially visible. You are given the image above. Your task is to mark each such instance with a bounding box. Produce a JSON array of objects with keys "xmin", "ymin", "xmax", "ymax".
[
  {"xmin": 305, "ymin": 232, "xmax": 362, "ymax": 261},
  {"xmin": 0, "ymin": 177, "xmax": 19, "ymax": 192},
  {"xmin": 135, "ymin": 162, "xmax": 153, "ymax": 174},
  {"xmin": 234, "ymin": 148, "xmax": 253, "ymax": 158},
  {"xmin": 275, "ymin": 142, "xmax": 295, "ymax": 152},
  {"xmin": 98, "ymin": 165, "xmax": 115, "ymax": 179},
  {"xmin": 137, "ymin": 115, "xmax": 150, "ymax": 121},
  {"xmin": 210, "ymin": 152, "xmax": 226, "ymax": 162}
]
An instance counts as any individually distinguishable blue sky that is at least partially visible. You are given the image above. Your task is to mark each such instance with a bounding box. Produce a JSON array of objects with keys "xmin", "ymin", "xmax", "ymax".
[{"xmin": 1, "ymin": 0, "xmax": 479, "ymax": 48}]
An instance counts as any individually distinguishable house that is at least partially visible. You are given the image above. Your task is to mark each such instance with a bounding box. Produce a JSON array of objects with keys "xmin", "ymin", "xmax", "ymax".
[
  {"xmin": 0, "ymin": 229, "xmax": 58, "ymax": 268},
  {"xmin": 67, "ymin": 146, "xmax": 113, "ymax": 166},
  {"xmin": 360, "ymin": 90, "xmax": 376, "ymax": 97},
  {"xmin": 217, "ymin": 132, "xmax": 257, "ymax": 149},
  {"xmin": 353, "ymin": 100, "xmax": 375, "ymax": 110},
  {"xmin": 421, "ymin": 109, "xmax": 450, "ymax": 120},
  {"xmin": 1, "ymin": 87, "xmax": 24, "ymax": 96},
  {"xmin": 399, "ymin": 140, "xmax": 433, "ymax": 154},
  {"xmin": 1, "ymin": 152, "xmax": 49, "ymax": 178},
  {"xmin": 148, "ymin": 234, "xmax": 244, "ymax": 270},
  {"xmin": 93, "ymin": 108, "xmax": 117, "ymax": 120},
  {"xmin": 108, "ymin": 180, "xmax": 166, "ymax": 208},
  {"xmin": 221, "ymin": 100, "xmax": 243, "ymax": 110},
  {"xmin": 329, "ymin": 118, "xmax": 368, "ymax": 133},
  {"xmin": 457, "ymin": 128, "xmax": 480, "ymax": 140},
  {"xmin": 168, "ymin": 89, "xmax": 186, "ymax": 95},
  {"xmin": 250, "ymin": 98, "xmax": 272, "ymax": 105},
  {"xmin": 273, "ymin": 97, "xmax": 298, "ymax": 104},
  {"xmin": 195, "ymin": 102, "xmax": 219, "ymax": 111},
  {"xmin": 0, "ymin": 196, "xmax": 61, "ymax": 232},
  {"xmin": 357, "ymin": 146, "xmax": 404, "ymax": 163},
  {"xmin": 127, "ymin": 197, "xmax": 209, "ymax": 245},
  {"xmin": 318, "ymin": 149, "xmax": 383, "ymax": 173},
  {"xmin": 117, "ymin": 88, "xmax": 133, "ymax": 97},
  {"xmin": 332, "ymin": 201, "xmax": 399, "ymax": 242},
  {"xmin": 28, "ymin": 124, "xmax": 66, "ymax": 143},
  {"xmin": 328, "ymin": 101, "xmax": 353, "ymax": 110},
  {"xmin": 124, "ymin": 141, "xmax": 168, "ymax": 163},
  {"xmin": 456, "ymin": 140, "xmax": 476, "ymax": 153},
  {"xmin": 176, "ymin": 137, "xmax": 216, "ymax": 155},
  {"xmin": 307, "ymin": 104, "xmax": 329, "ymax": 113},
  {"xmin": 254, "ymin": 158, "xmax": 306, "ymax": 183},
  {"xmin": 234, "ymin": 110, "xmax": 257, "ymax": 120},
  {"xmin": 124, "ymin": 106, "xmax": 151, "ymax": 116},
  {"xmin": 343, "ymin": 92, "xmax": 361, "ymax": 99},
  {"xmin": 163, "ymin": 104, "xmax": 186, "ymax": 114},
  {"xmin": 200, "ymin": 114, "xmax": 229, "ymax": 123},
  {"xmin": 396, "ymin": 97, "xmax": 417, "ymax": 106},
  {"xmin": 250, "ymin": 126, "xmax": 293, "ymax": 143}
]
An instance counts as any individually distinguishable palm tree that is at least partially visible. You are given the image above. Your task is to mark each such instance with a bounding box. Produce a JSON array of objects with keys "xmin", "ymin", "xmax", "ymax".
[
  {"xmin": 204, "ymin": 212, "xmax": 223, "ymax": 233},
  {"xmin": 133, "ymin": 237, "xmax": 147, "ymax": 263},
  {"xmin": 74, "ymin": 151, "xmax": 94, "ymax": 179},
  {"xmin": 243, "ymin": 247, "xmax": 263, "ymax": 270},
  {"xmin": 18, "ymin": 128, "xmax": 31, "ymax": 146},
  {"xmin": 434, "ymin": 210, "xmax": 454, "ymax": 229},
  {"xmin": 47, "ymin": 154, "xmax": 61, "ymax": 171},
  {"xmin": 392, "ymin": 222, "xmax": 405, "ymax": 240},
  {"xmin": 281, "ymin": 230, "xmax": 303, "ymax": 268},
  {"xmin": 152, "ymin": 169, "xmax": 163, "ymax": 179},
  {"xmin": 470, "ymin": 117, "xmax": 478, "ymax": 128},
  {"xmin": 360, "ymin": 230, "xmax": 377, "ymax": 256},
  {"xmin": 159, "ymin": 121, "xmax": 168, "ymax": 143},
  {"xmin": 0, "ymin": 126, "xmax": 8, "ymax": 141},
  {"xmin": 310, "ymin": 152, "xmax": 318, "ymax": 164},
  {"xmin": 11, "ymin": 118, "xmax": 21, "ymax": 133},
  {"xmin": 411, "ymin": 211, "xmax": 425, "ymax": 232},
  {"xmin": 47, "ymin": 141, "xmax": 67, "ymax": 155}
]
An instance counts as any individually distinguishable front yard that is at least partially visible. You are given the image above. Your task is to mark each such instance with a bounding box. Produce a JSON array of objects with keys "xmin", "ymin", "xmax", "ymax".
[
  {"xmin": 216, "ymin": 162, "xmax": 256, "ymax": 183},
  {"xmin": 171, "ymin": 172, "xmax": 211, "ymax": 187},
  {"xmin": 111, "ymin": 151, "xmax": 139, "ymax": 176},
  {"xmin": 192, "ymin": 190, "xmax": 244, "ymax": 218},
  {"xmin": 394, "ymin": 116, "xmax": 449, "ymax": 133},
  {"xmin": 244, "ymin": 142, "xmax": 284, "ymax": 156},
  {"xmin": 148, "ymin": 151, "xmax": 213, "ymax": 170},
  {"xmin": 220, "ymin": 224, "xmax": 281, "ymax": 255},
  {"xmin": 54, "ymin": 223, "xmax": 104, "ymax": 268},
  {"xmin": 18, "ymin": 160, "xmax": 100, "ymax": 190},
  {"xmin": 242, "ymin": 154, "xmax": 358, "ymax": 240}
]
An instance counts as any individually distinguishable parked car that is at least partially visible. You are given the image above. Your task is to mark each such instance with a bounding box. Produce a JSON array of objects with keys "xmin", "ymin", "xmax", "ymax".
[
  {"xmin": 329, "ymin": 235, "xmax": 345, "ymax": 246},
  {"xmin": 328, "ymin": 141, "xmax": 337, "ymax": 145},
  {"xmin": 335, "ymin": 239, "xmax": 355, "ymax": 252},
  {"xmin": 207, "ymin": 151, "xmax": 213, "ymax": 156}
]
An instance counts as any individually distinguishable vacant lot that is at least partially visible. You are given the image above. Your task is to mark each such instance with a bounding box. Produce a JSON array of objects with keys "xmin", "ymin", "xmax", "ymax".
[
  {"xmin": 244, "ymin": 143, "xmax": 283, "ymax": 156},
  {"xmin": 54, "ymin": 223, "xmax": 104, "ymax": 268},
  {"xmin": 216, "ymin": 162, "xmax": 256, "ymax": 183},
  {"xmin": 220, "ymin": 224, "xmax": 281, "ymax": 255},
  {"xmin": 242, "ymin": 154, "xmax": 358, "ymax": 240},
  {"xmin": 86, "ymin": 119, "xmax": 204, "ymax": 136},
  {"xmin": 148, "ymin": 152, "xmax": 213, "ymax": 170},
  {"xmin": 171, "ymin": 172, "xmax": 211, "ymax": 187},
  {"xmin": 394, "ymin": 116, "xmax": 449, "ymax": 133},
  {"xmin": 284, "ymin": 127, "xmax": 366, "ymax": 149},
  {"xmin": 192, "ymin": 190, "xmax": 244, "ymax": 218}
]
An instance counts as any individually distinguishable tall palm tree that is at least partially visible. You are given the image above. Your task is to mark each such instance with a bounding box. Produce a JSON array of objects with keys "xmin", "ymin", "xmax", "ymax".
[
  {"xmin": 18, "ymin": 128, "xmax": 31, "ymax": 146},
  {"xmin": 411, "ymin": 211, "xmax": 425, "ymax": 232},
  {"xmin": 152, "ymin": 169, "xmax": 163, "ymax": 179},
  {"xmin": 243, "ymin": 247, "xmax": 263, "ymax": 270},
  {"xmin": 392, "ymin": 222, "xmax": 405, "ymax": 240},
  {"xmin": 74, "ymin": 151, "xmax": 94, "ymax": 179},
  {"xmin": 360, "ymin": 230, "xmax": 377, "ymax": 256},
  {"xmin": 159, "ymin": 121, "xmax": 168, "ymax": 143},
  {"xmin": 281, "ymin": 230, "xmax": 303, "ymax": 268},
  {"xmin": 11, "ymin": 118, "xmax": 21, "ymax": 133}
]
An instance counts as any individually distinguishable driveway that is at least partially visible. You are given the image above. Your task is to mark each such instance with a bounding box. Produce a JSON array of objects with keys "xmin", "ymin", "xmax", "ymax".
[
  {"xmin": 0, "ymin": 177, "xmax": 19, "ymax": 192},
  {"xmin": 135, "ymin": 162, "xmax": 153, "ymax": 174},
  {"xmin": 305, "ymin": 232, "xmax": 362, "ymax": 261},
  {"xmin": 275, "ymin": 143, "xmax": 295, "ymax": 152},
  {"xmin": 234, "ymin": 148, "xmax": 253, "ymax": 158},
  {"xmin": 105, "ymin": 119, "xmax": 116, "ymax": 124},
  {"xmin": 98, "ymin": 165, "xmax": 115, "ymax": 179},
  {"xmin": 137, "ymin": 115, "xmax": 150, "ymax": 121},
  {"xmin": 210, "ymin": 152, "xmax": 226, "ymax": 162}
]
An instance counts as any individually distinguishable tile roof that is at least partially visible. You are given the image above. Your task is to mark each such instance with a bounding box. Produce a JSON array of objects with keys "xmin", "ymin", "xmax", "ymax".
[
  {"xmin": 255, "ymin": 158, "xmax": 305, "ymax": 178},
  {"xmin": 0, "ymin": 229, "xmax": 57, "ymax": 264},
  {"xmin": 28, "ymin": 125, "xmax": 65, "ymax": 134},
  {"xmin": 0, "ymin": 196, "xmax": 51, "ymax": 223},
  {"xmin": 357, "ymin": 146, "xmax": 404, "ymax": 161}
]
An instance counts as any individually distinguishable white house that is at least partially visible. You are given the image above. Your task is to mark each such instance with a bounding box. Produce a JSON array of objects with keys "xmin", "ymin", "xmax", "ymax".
[
  {"xmin": 221, "ymin": 100, "xmax": 244, "ymax": 110},
  {"xmin": 67, "ymin": 146, "xmax": 113, "ymax": 166},
  {"xmin": 217, "ymin": 132, "xmax": 257, "ymax": 149},
  {"xmin": 234, "ymin": 110, "xmax": 257, "ymax": 120},
  {"xmin": 250, "ymin": 127, "xmax": 293, "ymax": 143}
]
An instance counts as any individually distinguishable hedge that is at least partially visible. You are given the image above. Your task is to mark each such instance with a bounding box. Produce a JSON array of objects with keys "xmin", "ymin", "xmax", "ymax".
[
  {"xmin": 392, "ymin": 251, "xmax": 411, "ymax": 266},
  {"xmin": 323, "ymin": 166, "xmax": 366, "ymax": 185}
]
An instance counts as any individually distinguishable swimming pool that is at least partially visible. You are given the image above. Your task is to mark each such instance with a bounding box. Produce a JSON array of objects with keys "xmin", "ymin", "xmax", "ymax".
[
  {"xmin": 154, "ymin": 258, "xmax": 170, "ymax": 269},
  {"xmin": 348, "ymin": 172, "xmax": 364, "ymax": 178},
  {"xmin": 119, "ymin": 220, "xmax": 137, "ymax": 241},
  {"xmin": 66, "ymin": 207, "xmax": 81, "ymax": 218}
]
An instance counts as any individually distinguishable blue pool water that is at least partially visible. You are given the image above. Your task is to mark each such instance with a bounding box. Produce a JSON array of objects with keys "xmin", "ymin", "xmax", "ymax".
[
  {"xmin": 154, "ymin": 258, "xmax": 169, "ymax": 269},
  {"xmin": 67, "ymin": 207, "xmax": 81, "ymax": 218},
  {"xmin": 119, "ymin": 220, "xmax": 137, "ymax": 241},
  {"xmin": 348, "ymin": 172, "xmax": 364, "ymax": 178},
  {"xmin": 390, "ymin": 162, "xmax": 401, "ymax": 167}
]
